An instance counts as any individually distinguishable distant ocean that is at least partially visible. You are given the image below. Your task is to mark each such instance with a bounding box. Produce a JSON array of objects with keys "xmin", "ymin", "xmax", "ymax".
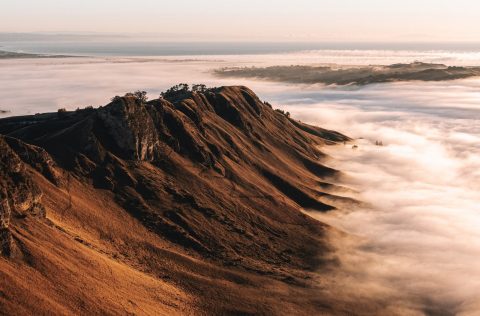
[{"xmin": 2, "ymin": 40, "xmax": 480, "ymax": 57}]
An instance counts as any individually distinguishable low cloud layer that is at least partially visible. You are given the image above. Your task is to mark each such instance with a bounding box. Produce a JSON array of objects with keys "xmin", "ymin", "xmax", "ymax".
[
  {"xmin": 1, "ymin": 53, "xmax": 480, "ymax": 314},
  {"xmin": 281, "ymin": 80, "xmax": 480, "ymax": 314},
  {"xmin": 2, "ymin": 49, "xmax": 480, "ymax": 115}
]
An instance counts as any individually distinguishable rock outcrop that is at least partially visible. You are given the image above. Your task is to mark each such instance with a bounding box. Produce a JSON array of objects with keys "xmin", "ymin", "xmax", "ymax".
[{"xmin": 0, "ymin": 136, "xmax": 47, "ymax": 256}]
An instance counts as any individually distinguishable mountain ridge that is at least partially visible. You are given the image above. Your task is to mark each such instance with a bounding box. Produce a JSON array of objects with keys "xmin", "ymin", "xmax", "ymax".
[{"xmin": 0, "ymin": 86, "xmax": 359, "ymax": 315}]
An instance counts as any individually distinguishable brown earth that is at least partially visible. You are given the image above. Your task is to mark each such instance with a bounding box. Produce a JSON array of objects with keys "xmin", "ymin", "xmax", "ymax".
[{"xmin": 0, "ymin": 86, "xmax": 372, "ymax": 315}]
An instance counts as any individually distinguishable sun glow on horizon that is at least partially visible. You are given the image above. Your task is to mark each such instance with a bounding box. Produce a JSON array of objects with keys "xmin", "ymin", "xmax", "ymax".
[{"xmin": 1, "ymin": 0, "xmax": 480, "ymax": 42}]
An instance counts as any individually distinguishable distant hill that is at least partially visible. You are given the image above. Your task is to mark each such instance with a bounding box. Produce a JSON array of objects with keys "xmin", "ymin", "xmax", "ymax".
[
  {"xmin": 0, "ymin": 50, "xmax": 74, "ymax": 59},
  {"xmin": 215, "ymin": 62, "xmax": 480, "ymax": 85}
]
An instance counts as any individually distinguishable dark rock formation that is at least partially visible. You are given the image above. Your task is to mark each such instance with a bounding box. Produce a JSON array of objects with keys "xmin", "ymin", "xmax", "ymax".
[{"xmin": 0, "ymin": 136, "xmax": 47, "ymax": 256}]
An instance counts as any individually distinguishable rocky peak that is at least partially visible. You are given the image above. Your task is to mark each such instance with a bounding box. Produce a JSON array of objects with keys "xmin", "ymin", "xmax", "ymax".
[
  {"xmin": 98, "ymin": 96, "xmax": 161, "ymax": 161},
  {"xmin": 90, "ymin": 86, "xmax": 270, "ymax": 166}
]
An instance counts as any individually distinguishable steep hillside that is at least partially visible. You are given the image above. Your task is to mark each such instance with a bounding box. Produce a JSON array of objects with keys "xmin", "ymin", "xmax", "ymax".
[{"xmin": 0, "ymin": 86, "xmax": 354, "ymax": 315}]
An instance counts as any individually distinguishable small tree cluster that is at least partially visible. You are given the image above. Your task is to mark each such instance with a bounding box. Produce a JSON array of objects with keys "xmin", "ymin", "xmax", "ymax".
[
  {"xmin": 109, "ymin": 85, "xmax": 212, "ymax": 105},
  {"xmin": 160, "ymin": 83, "xmax": 190, "ymax": 99},
  {"xmin": 111, "ymin": 95, "xmax": 122, "ymax": 102},
  {"xmin": 274, "ymin": 109, "xmax": 290, "ymax": 117},
  {"xmin": 126, "ymin": 90, "xmax": 148, "ymax": 103},
  {"xmin": 192, "ymin": 84, "xmax": 207, "ymax": 92},
  {"xmin": 111, "ymin": 90, "xmax": 148, "ymax": 103},
  {"xmin": 57, "ymin": 108, "xmax": 68, "ymax": 118},
  {"xmin": 160, "ymin": 83, "xmax": 212, "ymax": 100},
  {"xmin": 75, "ymin": 105, "xmax": 95, "ymax": 113}
]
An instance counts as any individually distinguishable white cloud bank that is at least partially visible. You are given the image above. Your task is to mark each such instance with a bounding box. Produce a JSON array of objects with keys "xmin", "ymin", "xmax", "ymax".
[{"xmin": 281, "ymin": 80, "xmax": 480, "ymax": 315}]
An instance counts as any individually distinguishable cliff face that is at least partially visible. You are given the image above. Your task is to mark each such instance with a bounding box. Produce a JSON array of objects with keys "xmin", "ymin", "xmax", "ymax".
[
  {"xmin": 0, "ymin": 136, "xmax": 49, "ymax": 256},
  {"xmin": 0, "ymin": 86, "xmax": 351, "ymax": 315}
]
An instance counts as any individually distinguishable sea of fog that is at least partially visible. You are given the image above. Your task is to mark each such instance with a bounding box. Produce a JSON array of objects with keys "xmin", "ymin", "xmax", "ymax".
[{"xmin": 1, "ymin": 49, "xmax": 480, "ymax": 314}]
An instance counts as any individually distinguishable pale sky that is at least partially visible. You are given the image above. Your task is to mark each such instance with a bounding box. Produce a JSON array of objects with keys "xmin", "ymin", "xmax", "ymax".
[{"xmin": 1, "ymin": 0, "xmax": 479, "ymax": 42}]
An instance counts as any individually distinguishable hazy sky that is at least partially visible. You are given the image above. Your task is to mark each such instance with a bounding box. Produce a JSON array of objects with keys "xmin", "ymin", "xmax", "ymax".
[{"xmin": 1, "ymin": 0, "xmax": 479, "ymax": 42}]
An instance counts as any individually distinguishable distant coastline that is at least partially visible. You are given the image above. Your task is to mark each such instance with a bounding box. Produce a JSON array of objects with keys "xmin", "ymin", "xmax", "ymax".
[
  {"xmin": 215, "ymin": 62, "xmax": 480, "ymax": 85},
  {"xmin": 0, "ymin": 50, "xmax": 75, "ymax": 59},
  {"xmin": 2, "ymin": 38, "xmax": 480, "ymax": 57}
]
